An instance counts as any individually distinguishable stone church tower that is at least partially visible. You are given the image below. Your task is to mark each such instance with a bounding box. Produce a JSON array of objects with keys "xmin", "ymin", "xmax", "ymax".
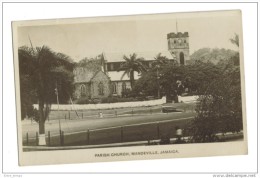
[{"xmin": 167, "ymin": 32, "xmax": 189, "ymax": 65}]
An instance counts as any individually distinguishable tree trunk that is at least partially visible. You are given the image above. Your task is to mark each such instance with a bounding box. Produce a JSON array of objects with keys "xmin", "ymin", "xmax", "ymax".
[
  {"xmin": 38, "ymin": 99, "xmax": 46, "ymax": 145},
  {"xmin": 130, "ymin": 71, "xmax": 135, "ymax": 89}
]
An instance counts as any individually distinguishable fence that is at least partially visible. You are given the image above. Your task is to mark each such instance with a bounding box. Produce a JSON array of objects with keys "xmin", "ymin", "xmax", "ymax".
[
  {"xmin": 41, "ymin": 103, "xmax": 196, "ymax": 121},
  {"xmin": 23, "ymin": 116, "xmax": 193, "ymax": 147}
]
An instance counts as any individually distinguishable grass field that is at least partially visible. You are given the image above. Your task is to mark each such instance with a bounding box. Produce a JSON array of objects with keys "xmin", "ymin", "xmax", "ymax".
[{"xmin": 22, "ymin": 103, "xmax": 197, "ymax": 146}]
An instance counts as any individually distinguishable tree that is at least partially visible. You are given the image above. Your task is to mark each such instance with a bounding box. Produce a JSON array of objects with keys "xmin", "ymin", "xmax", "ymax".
[
  {"xmin": 119, "ymin": 53, "xmax": 147, "ymax": 89},
  {"xmin": 187, "ymin": 47, "xmax": 242, "ymax": 142},
  {"xmin": 183, "ymin": 60, "xmax": 222, "ymax": 94},
  {"xmin": 230, "ymin": 33, "xmax": 239, "ymax": 47},
  {"xmin": 151, "ymin": 53, "xmax": 169, "ymax": 68},
  {"xmin": 189, "ymin": 48, "xmax": 237, "ymax": 64},
  {"xmin": 18, "ymin": 45, "xmax": 74, "ymax": 145},
  {"xmin": 133, "ymin": 62, "xmax": 185, "ymax": 101}
]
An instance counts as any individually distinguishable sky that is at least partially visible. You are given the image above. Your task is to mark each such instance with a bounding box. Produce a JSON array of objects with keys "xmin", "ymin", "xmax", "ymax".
[{"xmin": 17, "ymin": 11, "xmax": 242, "ymax": 62}]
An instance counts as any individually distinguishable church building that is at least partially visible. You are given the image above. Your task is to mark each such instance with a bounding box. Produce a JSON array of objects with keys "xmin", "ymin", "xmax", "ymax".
[{"xmin": 73, "ymin": 31, "xmax": 190, "ymax": 100}]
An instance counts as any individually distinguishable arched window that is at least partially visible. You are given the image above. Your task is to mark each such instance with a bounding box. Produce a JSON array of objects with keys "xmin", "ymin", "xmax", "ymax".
[
  {"xmin": 80, "ymin": 84, "xmax": 86, "ymax": 96},
  {"xmin": 112, "ymin": 83, "xmax": 117, "ymax": 94},
  {"xmin": 180, "ymin": 52, "xmax": 185, "ymax": 65},
  {"xmin": 98, "ymin": 82, "xmax": 104, "ymax": 95},
  {"xmin": 122, "ymin": 82, "xmax": 126, "ymax": 92}
]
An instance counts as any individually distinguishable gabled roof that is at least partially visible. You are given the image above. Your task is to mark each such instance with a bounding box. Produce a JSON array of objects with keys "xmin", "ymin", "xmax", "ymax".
[
  {"xmin": 90, "ymin": 70, "xmax": 110, "ymax": 81},
  {"xmin": 103, "ymin": 51, "xmax": 173, "ymax": 63},
  {"xmin": 74, "ymin": 68, "xmax": 96, "ymax": 83}
]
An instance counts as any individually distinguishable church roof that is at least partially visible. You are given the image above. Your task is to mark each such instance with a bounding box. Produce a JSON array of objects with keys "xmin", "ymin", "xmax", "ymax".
[
  {"xmin": 107, "ymin": 71, "xmax": 140, "ymax": 81},
  {"xmin": 103, "ymin": 51, "xmax": 173, "ymax": 63},
  {"xmin": 73, "ymin": 68, "xmax": 96, "ymax": 83},
  {"xmin": 73, "ymin": 68, "xmax": 109, "ymax": 83}
]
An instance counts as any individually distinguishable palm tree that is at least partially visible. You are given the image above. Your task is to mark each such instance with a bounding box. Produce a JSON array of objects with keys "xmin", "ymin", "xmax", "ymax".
[
  {"xmin": 152, "ymin": 53, "xmax": 169, "ymax": 68},
  {"xmin": 19, "ymin": 45, "xmax": 74, "ymax": 145},
  {"xmin": 230, "ymin": 33, "xmax": 239, "ymax": 47},
  {"xmin": 119, "ymin": 53, "xmax": 147, "ymax": 89}
]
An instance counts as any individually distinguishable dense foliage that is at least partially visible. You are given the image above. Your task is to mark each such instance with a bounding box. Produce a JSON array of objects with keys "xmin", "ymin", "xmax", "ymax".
[
  {"xmin": 189, "ymin": 48, "xmax": 237, "ymax": 64},
  {"xmin": 188, "ymin": 55, "xmax": 242, "ymax": 142},
  {"xmin": 19, "ymin": 46, "xmax": 74, "ymax": 134}
]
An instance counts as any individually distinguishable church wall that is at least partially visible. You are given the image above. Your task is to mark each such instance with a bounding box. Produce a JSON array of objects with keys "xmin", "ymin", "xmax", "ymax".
[
  {"xmin": 90, "ymin": 71, "xmax": 111, "ymax": 99},
  {"xmin": 111, "ymin": 81, "xmax": 131, "ymax": 96},
  {"xmin": 74, "ymin": 83, "xmax": 91, "ymax": 99},
  {"xmin": 170, "ymin": 48, "xmax": 190, "ymax": 64}
]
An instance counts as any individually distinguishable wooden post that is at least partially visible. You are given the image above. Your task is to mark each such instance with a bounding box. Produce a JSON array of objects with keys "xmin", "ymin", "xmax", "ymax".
[
  {"xmin": 115, "ymin": 110, "xmax": 117, "ymax": 117},
  {"xmin": 48, "ymin": 131, "xmax": 51, "ymax": 146},
  {"xmin": 36, "ymin": 132, "xmax": 38, "ymax": 146},
  {"xmin": 86, "ymin": 129, "xmax": 90, "ymax": 145},
  {"xmin": 69, "ymin": 111, "xmax": 70, "ymax": 120},
  {"xmin": 59, "ymin": 130, "xmax": 62, "ymax": 146},
  {"xmin": 26, "ymin": 132, "xmax": 29, "ymax": 146},
  {"xmin": 82, "ymin": 112, "xmax": 83, "ymax": 119},
  {"xmin": 121, "ymin": 127, "xmax": 124, "ymax": 142},
  {"xmin": 132, "ymin": 109, "xmax": 133, "ymax": 116},
  {"xmin": 150, "ymin": 108, "xmax": 152, "ymax": 114},
  {"xmin": 61, "ymin": 131, "xmax": 64, "ymax": 146},
  {"xmin": 157, "ymin": 122, "xmax": 160, "ymax": 139}
]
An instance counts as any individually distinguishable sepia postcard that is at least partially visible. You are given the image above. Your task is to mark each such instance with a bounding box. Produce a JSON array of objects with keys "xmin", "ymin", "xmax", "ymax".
[{"xmin": 12, "ymin": 10, "xmax": 247, "ymax": 166}]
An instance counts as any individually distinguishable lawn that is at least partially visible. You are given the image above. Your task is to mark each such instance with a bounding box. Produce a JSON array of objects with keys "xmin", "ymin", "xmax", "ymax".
[{"xmin": 22, "ymin": 102, "xmax": 197, "ymax": 146}]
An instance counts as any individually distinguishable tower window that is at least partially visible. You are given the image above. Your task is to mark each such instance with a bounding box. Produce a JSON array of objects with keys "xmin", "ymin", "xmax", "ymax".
[{"xmin": 180, "ymin": 52, "xmax": 185, "ymax": 65}]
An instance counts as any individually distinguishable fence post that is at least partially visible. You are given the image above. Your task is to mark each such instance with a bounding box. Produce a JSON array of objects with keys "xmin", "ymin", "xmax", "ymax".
[
  {"xmin": 82, "ymin": 113, "xmax": 83, "ymax": 119},
  {"xmin": 36, "ymin": 132, "xmax": 38, "ymax": 146},
  {"xmin": 86, "ymin": 129, "xmax": 90, "ymax": 145},
  {"xmin": 69, "ymin": 111, "xmax": 70, "ymax": 120},
  {"xmin": 157, "ymin": 122, "xmax": 160, "ymax": 139},
  {"xmin": 121, "ymin": 127, "xmax": 124, "ymax": 142},
  {"xmin": 59, "ymin": 130, "xmax": 62, "ymax": 146},
  {"xmin": 132, "ymin": 109, "xmax": 134, "ymax": 116},
  {"xmin": 65, "ymin": 114, "xmax": 66, "ymax": 120},
  {"xmin": 48, "ymin": 131, "xmax": 51, "ymax": 146},
  {"xmin": 115, "ymin": 110, "xmax": 117, "ymax": 117},
  {"xmin": 26, "ymin": 132, "xmax": 29, "ymax": 146},
  {"xmin": 61, "ymin": 131, "xmax": 64, "ymax": 146},
  {"xmin": 150, "ymin": 108, "xmax": 152, "ymax": 114}
]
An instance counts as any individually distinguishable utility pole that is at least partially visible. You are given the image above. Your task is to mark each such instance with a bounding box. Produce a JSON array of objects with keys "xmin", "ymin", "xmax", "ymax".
[
  {"xmin": 55, "ymin": 81, "xmax": 61, "ymax": 132},
  {"xmin": 156, "ymin": 65, "xmax": 161, "ymax": 99},
  {"xmin": 176, "ymin": 20, "xmax": 178, "ymax": 33}
]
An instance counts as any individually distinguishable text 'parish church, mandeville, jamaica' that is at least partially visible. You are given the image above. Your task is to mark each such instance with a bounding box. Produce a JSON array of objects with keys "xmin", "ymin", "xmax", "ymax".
[{"xmin": 73, "ymin": 30, "xmax": 190, "ymax": 100}]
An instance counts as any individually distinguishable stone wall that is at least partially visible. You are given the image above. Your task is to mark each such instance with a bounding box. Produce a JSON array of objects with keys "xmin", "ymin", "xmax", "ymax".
[
  {"xmin": 90, "ymin": 71, "xmax": 111, "ymax": 98},
  {"xmin": 33, "ymin": 96, "xmax": 167, "ymax": 110}
]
